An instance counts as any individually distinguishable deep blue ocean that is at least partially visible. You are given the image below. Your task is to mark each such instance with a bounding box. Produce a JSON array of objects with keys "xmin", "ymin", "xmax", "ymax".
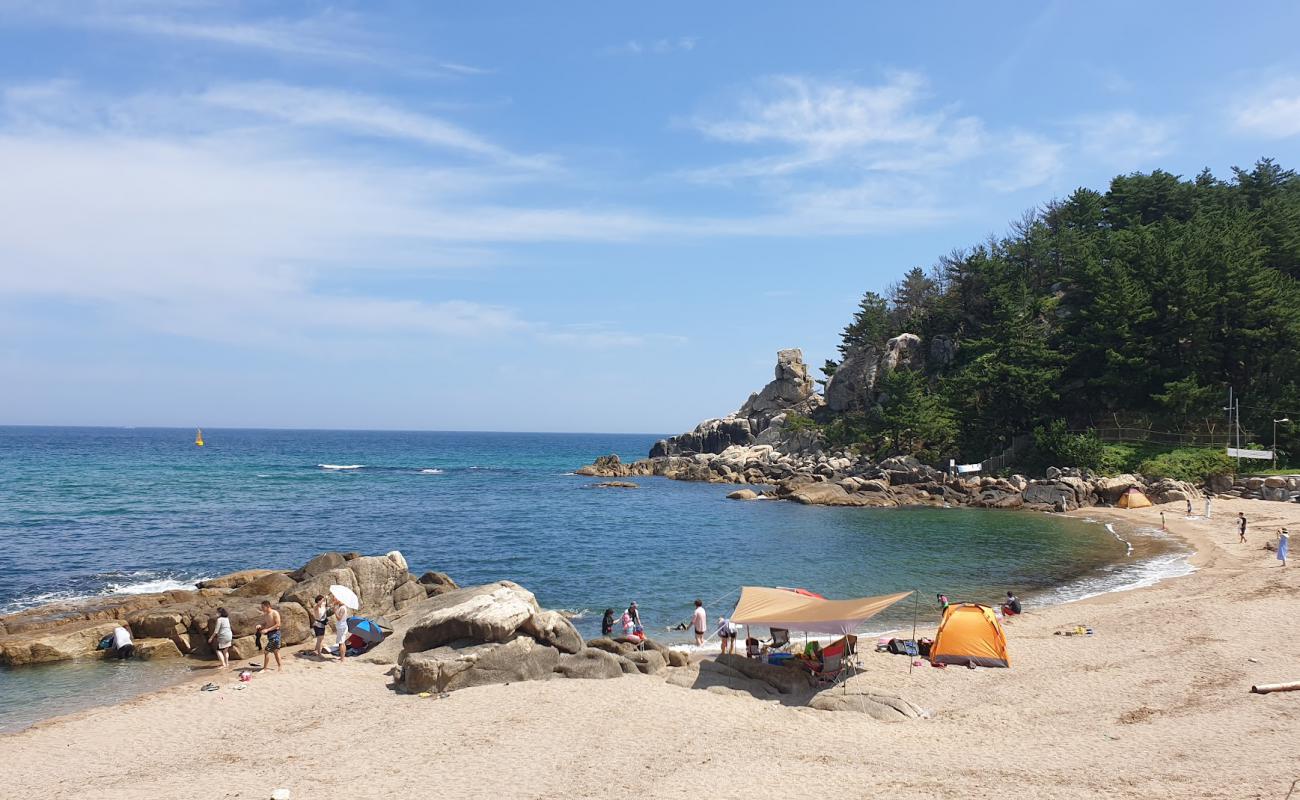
[{"xmin": 0, "ymin": 426, "xmax": 1186, "ymax": 730}]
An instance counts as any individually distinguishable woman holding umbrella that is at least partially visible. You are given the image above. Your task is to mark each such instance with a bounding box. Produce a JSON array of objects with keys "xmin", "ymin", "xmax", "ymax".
[{"xmin": 330, "ymin": 585, "xmax": 360, "ymax": 663}]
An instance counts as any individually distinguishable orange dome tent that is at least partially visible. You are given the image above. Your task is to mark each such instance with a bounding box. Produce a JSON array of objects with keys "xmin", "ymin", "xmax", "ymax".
[
  {"xmin": 1117, "ymin": 487, "xmax": 1152, "ymax": 508},
  {"xmin": 929, "ymin": 603, "xmax": 1010, "ymax": 668}
]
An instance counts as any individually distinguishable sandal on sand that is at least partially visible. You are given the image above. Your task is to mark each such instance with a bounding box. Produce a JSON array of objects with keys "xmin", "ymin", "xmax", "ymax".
[{"xmin": 200, "ymin": 683, "xmax": 219, "ymax": 692}]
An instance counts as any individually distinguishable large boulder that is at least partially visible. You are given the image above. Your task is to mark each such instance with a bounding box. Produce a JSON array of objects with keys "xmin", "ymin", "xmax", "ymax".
[
  {"xmin": 416, "ymin": 571, "xmax": 460, "ymax": 597},
  {"xmin": 555, "ymin": 647, "xmax": 624, "ymax": 679},
  {"xmin": 624, "ymin": 650, "xmax": 667, "ymax": 675},
  {"xmin": 197, "ymin": 569, "xmax": 276, "ymax": 591},
  {"xmin": 650, "ymin": 417, "xmax": 754, "ymax": 458},
  {"xmin": 401, "ymin": 636, "xmax": 560, "ymax": 693},
  {"xmin": 737, "ymin": 348, "xmax": 818, "ymax": 420},
  {"xmin": 520, "ymin": 610, "xmax": 584, "ymax": 655},
  {"xmin": 1093, "ymin": 475, "xmax": 1139, "ymax": 504},
  {"xmin": 134, "ymin": 638, "xmax": 183, "ymax": 661},
  {"xmin": 294, "ymin": 552, "xmax": 346, "ymax": 581},
  {"xmin": 786, "ymin": 482, "xmax": 897, "ymax": 507},
  {"xmin": 281, "ymin": 567, "xmax": 358, "ymax": 612},
  {"xmin": 231, "ymin": 572, "xmax": 296, "ymax": 600},
  {"xmin": 401, "ymin": 581, "xmax": 540, "ymax": 654},
  {"xmin": 824, "ymin": 345, "xmax": 881, "ymax": 414},
  {"xmin": 715, "ymin": 653, "xmax": 812, "ymax": 695},
  {"xmin": 0, "ymin": 620, "xmax": 123, "ymax": 666},
  {"xmin": 809, "ymin": 688, "xmax": 927, "ymax": 721},
  {"xmin": 346, "ymin": 553, "xmax": 414, "ymax": 614}
]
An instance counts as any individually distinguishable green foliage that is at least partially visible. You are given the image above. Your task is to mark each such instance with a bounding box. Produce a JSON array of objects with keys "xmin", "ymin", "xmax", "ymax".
[
  {"xmin": 839, "ymin": 291, "xmax": 893, "ymax": 357},
  {"xmin": 1031, "ymin": 421, "xmax": 1107, "ymax": 471},
  {"xmin": 822, "ymin": 158, "xmax": 1300, "ymax": 464},
  {"xmin": 1137, "ymin": 448, "xmax": 1235, "ymax": 482},
  {"xmin": 783, "ymin": 413, "xmax": 820, "ymax": 433}
]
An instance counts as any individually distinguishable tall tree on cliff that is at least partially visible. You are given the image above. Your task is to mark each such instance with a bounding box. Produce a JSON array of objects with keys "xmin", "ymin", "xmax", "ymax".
[{"xmin": 838, "ymin": 291, "xmax": 893, "ymax": 357}]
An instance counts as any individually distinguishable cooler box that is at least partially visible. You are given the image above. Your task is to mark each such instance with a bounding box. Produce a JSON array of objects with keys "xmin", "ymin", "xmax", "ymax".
[{"xmin": 767, "ymin": 652, "xmax": 795, "ymax": 667}]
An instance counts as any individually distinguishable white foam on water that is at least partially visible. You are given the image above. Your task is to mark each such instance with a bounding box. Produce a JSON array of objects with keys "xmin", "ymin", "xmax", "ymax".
[
  {"xmin": 418, "ymin": 468, "xmax": 444, "ymax": 474},
  {"xmin": 318, "ymin": 464, "xmax": 364, "ymax": 470},
  {"xmin": 101, "ymin": 577, "xmax": 201, "ymax": 595},
  {"xmin": 1105, "ymin": 522, "xmax": 1134, "ymax": 556}
]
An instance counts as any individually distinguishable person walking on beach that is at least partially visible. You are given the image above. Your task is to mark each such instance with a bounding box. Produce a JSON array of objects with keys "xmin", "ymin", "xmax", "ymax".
[
  {"xmin": 310, "ymin": 595, "xmax": 329, "ymax": 657},
  {"xmin": 1205, "ymin": 496, "xmax": 1212, "ymax": 519},
  {"xmin": 601, "ymin": 608, "xmax": 615, "ymax": 637},
  {"xmin": 1278, "ymin": 529, "xmax": 1289, "ymax": 567},
  {"xmin": 691, "ymin": 599, "xmax": 707, "ymax": 646},
  {"xmin": 1238, "ymin": 512, "xmax": 1248, "ymax": 544},
  {"xmin": 333, "ymin": 600, "xmax": 350, "ymax": 663},
  {"xmin": 256, "ymin": 600, "xmax": 283, "ymax": 671},
  {"xmin": 208, "ymin": 608, "xmax": 232, "ymax": 668}
]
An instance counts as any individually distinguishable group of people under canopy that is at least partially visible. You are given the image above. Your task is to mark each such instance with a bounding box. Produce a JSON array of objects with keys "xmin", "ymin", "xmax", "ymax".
[{"xmin": 722, "ymin": 585, "xmax": 1011, "ymax": 675}]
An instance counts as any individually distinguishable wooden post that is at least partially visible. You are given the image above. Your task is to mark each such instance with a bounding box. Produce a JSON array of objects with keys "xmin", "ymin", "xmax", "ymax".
[{"xmin": 1250, "ymin": 681, "xmax": 1300, "ymax": 694}]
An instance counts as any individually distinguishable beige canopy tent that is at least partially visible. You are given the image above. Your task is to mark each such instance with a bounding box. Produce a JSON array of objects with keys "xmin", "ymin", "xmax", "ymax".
[{"xmin": 730, "ymin": 587, "xmax": 914, "ymax": 636}]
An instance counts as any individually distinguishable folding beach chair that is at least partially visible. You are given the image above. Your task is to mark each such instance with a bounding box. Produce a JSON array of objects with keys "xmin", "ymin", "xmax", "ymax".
[{"xmin": 765, "ymin": 628, "xmax": 790, "ymax": 651}]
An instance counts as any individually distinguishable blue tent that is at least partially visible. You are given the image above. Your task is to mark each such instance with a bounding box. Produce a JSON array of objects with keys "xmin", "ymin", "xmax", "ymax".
[{"xmin": 345, "ymin": 617, "xmax": 386, "ymax": 651}]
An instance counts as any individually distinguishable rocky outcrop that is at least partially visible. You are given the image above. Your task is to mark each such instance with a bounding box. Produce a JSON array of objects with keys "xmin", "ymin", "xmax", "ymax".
[
  {"xmin": 650, "ymin": 349, "xmax": 824, "ymax": 459},
  {"xmin": 0, "ymin": 550, "xmax": 428, "ymax": 668},
  {"xmin": 396, "ymin": 583, "xmax": 682, "ymax": 693},
  {"xmin": 824, "ymin": 333, "xmax": 925, "ymax": 413}
]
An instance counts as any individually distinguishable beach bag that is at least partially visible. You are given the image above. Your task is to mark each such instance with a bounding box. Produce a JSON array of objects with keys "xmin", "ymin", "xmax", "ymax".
[
  {"xmin": 97, "ymin": 634, "xmax": 115, "ymax": 651},
  {"xmin": 887, "ymin": 638, "xmax": 919, "ymax": 656}
]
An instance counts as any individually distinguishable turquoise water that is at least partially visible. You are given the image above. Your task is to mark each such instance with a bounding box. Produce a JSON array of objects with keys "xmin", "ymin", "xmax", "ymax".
[{"xmin": 0, "ymin": 426, "xmax": 1165, "ymax": 731}]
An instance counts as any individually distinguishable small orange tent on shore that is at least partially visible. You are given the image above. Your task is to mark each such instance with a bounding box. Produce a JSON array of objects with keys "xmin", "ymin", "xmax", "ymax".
[
  {"xmin": 1117, "ymin": 487, "xmax": 1152, "ymax": 508},
  {"xmin": 929, "ymin": 603, "xmax": 1010, "ymax": 668}
]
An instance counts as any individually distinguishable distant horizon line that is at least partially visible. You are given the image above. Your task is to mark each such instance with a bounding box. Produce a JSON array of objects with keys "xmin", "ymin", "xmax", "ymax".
[{"xmin": 0, "ymin": 423, "xmax": 672, "ymax": 437}]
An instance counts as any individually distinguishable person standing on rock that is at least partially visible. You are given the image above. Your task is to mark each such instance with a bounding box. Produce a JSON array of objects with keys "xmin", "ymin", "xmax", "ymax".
[
  {"xmin": 256, "ymin": 600, "xmax": 283, "ymax": 671},
  {"xmin": 1239, "ymin": 512, "xmax": 1248, "ymax": 544},
  {"xmin": 310, "ymin": 595, "xmax": 329, "ymax": 657},
  {"xmin": 691, "ymin": 599, "xmax": 707, "ymax": 647},
  {"xmin": 208, "ymin": 607, "xmax": 232, "ymax": 668}
]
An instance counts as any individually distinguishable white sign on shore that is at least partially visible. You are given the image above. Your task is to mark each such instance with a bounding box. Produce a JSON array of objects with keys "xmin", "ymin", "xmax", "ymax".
[
  {"xmin": 955, "ymin": 463, "xmax": 983, "ymax": 474},
  {"xmin": 1226, "ymin": 447, "xmax": 1273, "ymax": 460}
]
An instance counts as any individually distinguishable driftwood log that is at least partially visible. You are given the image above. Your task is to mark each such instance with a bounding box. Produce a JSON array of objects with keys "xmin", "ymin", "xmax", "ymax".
[{"xmin": 1250, "ymin": 681, "xmax": 1300, "ymax": 694}]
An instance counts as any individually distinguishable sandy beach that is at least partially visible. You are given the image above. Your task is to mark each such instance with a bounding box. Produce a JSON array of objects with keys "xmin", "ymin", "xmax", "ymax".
[{"xmin": 2, "ymin": 497, "xmax": 1298, "ymax": 800}]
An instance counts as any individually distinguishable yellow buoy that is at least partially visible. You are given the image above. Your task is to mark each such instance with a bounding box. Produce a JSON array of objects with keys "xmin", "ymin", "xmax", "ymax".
[{"xmin": 195, "ymin": 427, "xmax": 205, "ymax": 447}]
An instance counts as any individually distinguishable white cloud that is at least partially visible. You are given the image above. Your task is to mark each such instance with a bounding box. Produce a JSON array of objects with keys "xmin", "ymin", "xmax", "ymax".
[
  {"xmin": 200, "ymin": 82, "xmax": 551, "ymax": 169},
  {"xmin": 1074, "ymin": 110, "xmax": 1177, "ymax": 164},
  {"xmin": 1232, "ymin": 79, "xmax": 1300, "ymax": 138},
  {"xmin": 603, "ymin": 36, "xmax": 697, "ymax": 56},
  {"xmin": 985, "ymin": 132, "xmax": 1065, "ymax": 192}
]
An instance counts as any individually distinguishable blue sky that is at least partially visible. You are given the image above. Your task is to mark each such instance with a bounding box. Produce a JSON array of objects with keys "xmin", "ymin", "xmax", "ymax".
[{"xmin": 2, "ymin": 2, "xmax": 1299, "ymax": 433}]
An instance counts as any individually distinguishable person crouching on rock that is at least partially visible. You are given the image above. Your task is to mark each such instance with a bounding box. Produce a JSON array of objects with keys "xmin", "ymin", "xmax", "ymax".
[
  {"xmin": 256, "ymin": 600, "xmax": 283, "ymax": 671},
  {"xmin": 311, "ymin": 595, "xmax": 329, "ymax": 657},
  {"xmin": 1001, "ymin": 591, "xmax": 1022, "ymax": 619},
  {"xmin": 601, "ymin": 608, "xmax": 615, "ymax": 637},
  {"xmin": 111, "ymin": 624, "xmax": 134, "ymax": 659}
]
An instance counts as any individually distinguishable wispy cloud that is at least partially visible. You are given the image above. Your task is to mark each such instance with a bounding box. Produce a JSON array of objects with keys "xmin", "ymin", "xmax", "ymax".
[
  {"xmin": 1073, "ymin": 110, "xmax": 1177, "ymax": 165},
  {"xmin": 200, "ymin": 82, "xmax": 551, "ymax": 169},
  {"xmin": 602, "ymin": 36, "xmax": 697, "ymax": 56},
  {"xmin": 1232, "ymin": 78, "xmax": 1300, "ymax": 138}
]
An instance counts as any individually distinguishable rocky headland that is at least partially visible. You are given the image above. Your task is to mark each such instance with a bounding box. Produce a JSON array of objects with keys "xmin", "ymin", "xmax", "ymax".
[{"xmin": 577, "ymin": 346, "xmax": 1218, "ymax": 512}]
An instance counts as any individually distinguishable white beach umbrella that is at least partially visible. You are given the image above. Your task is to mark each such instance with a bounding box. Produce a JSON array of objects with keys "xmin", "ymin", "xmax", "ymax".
[{"xmin": 329, "ymin": 584, "xmax": 360, "ymax": 610}]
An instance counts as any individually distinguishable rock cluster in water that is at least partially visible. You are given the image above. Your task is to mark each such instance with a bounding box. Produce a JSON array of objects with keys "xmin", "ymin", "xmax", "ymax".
[
  {"xmin": 0, "ymin": 551, "xmax": 453, "ymax": 667},
  {"xmin": 577, "ymin": 348, "xmax": 1211, "ymax": 512}
]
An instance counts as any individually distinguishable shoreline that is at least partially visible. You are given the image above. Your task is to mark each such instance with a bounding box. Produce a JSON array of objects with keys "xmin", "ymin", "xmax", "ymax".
[
  {"xmin": 0, "ymin": 501, "xmax": 1188, "ymax": 734},
  {"xmin": 5, "ymin": 498, "xmax": 1300, "ymax": 798}
]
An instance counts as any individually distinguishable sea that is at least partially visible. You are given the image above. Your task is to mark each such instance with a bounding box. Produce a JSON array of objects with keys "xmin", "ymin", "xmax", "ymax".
[{"xmin": 0, "ymin": 426, "xmax": 1191, "ymax": 731}]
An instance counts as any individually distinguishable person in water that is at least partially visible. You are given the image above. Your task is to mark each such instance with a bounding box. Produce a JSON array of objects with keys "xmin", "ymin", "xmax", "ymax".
[
  {"xmin": 111, "ymin": 624, "xmax": 134, "ymax": 659},
  {"xmin": 601, "ymin": 608, "xmax": 615, "ymax": 637},
  {"xmin": 208, "ymin": 607, "xmax": 233, "ymax": 668},
  {"xmin": 936, "ymin": 593, "xmax": 950, "ymax": 614},
  {"xmin": 256, "ymin": 600, "xmax": 283, "ymax": 671},
  {"xmin": 691, "ymin": 599, "xmax": 707, "ymax": 646},
  {"xmin": 628, "ymin": 601, "xmax": 643, "ymax": 635},
  {"xmin": 1001, "ymin": 591, "xmax": 1022, "ymax": 618},
  {"xmin": 311, "ymin": 595, "xmax": 329, "ymax": 657}
]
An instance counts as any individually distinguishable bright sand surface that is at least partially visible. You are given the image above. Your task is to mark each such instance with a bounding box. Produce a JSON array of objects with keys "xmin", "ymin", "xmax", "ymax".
[{"xmin": 2, "ymin": 497, "xmax": 1298, "ymax": 800}]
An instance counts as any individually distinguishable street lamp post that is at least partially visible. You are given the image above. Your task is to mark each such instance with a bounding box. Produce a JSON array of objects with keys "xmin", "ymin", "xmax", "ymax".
[{"xmin": 1274, "ymin": 418, "xmax": 1291, "ymax": 471}]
